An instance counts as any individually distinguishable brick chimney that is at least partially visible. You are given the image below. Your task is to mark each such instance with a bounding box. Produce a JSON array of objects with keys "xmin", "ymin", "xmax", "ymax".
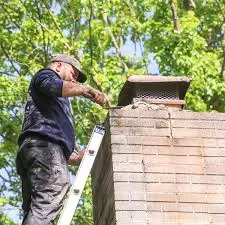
[{"xmin": 91, "ymin": 75, "xmax": 225, "ymax": 225}]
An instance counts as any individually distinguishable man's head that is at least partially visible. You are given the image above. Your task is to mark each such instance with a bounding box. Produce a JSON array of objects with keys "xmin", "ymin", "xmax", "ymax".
[{"xmin": 48, "ymin": 54, "xmax": 87, "ymax": 83}]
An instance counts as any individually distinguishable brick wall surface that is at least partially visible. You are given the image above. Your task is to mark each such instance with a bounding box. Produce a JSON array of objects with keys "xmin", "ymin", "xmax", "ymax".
[{"xmin": 91, "ymin": 103, "xmax": 225, "ymax": 225}]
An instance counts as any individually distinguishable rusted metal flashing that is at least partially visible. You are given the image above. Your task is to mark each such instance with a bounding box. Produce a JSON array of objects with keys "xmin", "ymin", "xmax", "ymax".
[{"xmin": 117, "ymin": 75, "xmax": 191, "ymax": 107}]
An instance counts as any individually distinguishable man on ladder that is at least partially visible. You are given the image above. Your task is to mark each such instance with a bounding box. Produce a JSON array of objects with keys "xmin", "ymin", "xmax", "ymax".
[{"xmin": 16, "ymin": 54, "xmax": 108, "ymax": 225}]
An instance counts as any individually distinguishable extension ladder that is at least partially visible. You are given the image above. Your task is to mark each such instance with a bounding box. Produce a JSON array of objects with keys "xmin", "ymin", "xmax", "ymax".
[{"xmin": 57, "ymin": 125, "xmax": 105, "ymax": 225}]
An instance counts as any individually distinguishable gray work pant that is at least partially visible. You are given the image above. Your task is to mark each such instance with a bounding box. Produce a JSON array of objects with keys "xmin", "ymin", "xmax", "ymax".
[{"xmin": 16, "ymin": 136, "xmax": 69, "ymax": 225}]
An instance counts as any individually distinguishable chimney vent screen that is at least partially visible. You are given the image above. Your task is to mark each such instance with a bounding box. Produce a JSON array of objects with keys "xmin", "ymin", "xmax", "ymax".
[{"xmin": 135, "ymin": 84, "xmax": 178, "ymax": 100}]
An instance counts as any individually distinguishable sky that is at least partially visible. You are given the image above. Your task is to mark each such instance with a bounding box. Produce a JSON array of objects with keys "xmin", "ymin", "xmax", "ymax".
[{"xmin": 121, "ymin": 37, "xmax": 160, "ymax": 75}]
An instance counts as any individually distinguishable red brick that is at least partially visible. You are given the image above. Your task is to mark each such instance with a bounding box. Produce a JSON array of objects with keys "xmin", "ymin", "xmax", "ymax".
[
  {"xmin": 215, "ymin": 139, "xmax": 225, "ymax": 147},
  {"xmin": 161, "ymin": 202, "xmax": 194, "ymax": 213},
  {"xmin": 130, "ymin": 173, "xmax": 160, "ymax": 183},
  {"xmin": 111, "ymin": 145, "xmax": 216, "ymax": 156},
  {"xmin": 115, "ymin": 201, "xmax": 147, "ymax": 211},
  {"xmin": 110, "ymin": 117, "xmax": 170, "ymax": 128},
  {"xmin": 115, "ymin": 211, "xmax": 131, "ymax": 220},
  {"xmin": 147, "ymin": 212, "xmax": 211, "ymax": 223},
  {"xmin": 148, "ymin": 202, "xmax": 225, "ymax": 214},
  {"xmin": 114, "ymin": 221, "xmax": 147, "ymax": 225},
  {"xmin": 172, "ymin": 138, "xmax": 202, "ymax": 147},
  {"xmin": 127, "ymin": 136, "xmax": 172, "ymax": 146},
  {"xmin": 146, "ymin": 183, "xmax": 225, "ymax": 194},
  {"xmin": 114, "ymin": 173, "xmax": 200, "ymax": 184},
  {"xmin": 114, "ymin": 182, "xmax": 145, "ymax": 192},
  {"xmin": 142, "ymin": 145, "xmax": 165, "ymax": 155},
  {"xmin": 204, "ymin": 157, "xmax": 225, "ymax": 165},
  {"xmin": 208, "ymin": 204, "xmax": 225, "ymax": 214},
  {"xmin": 172, "ymin": 138, "xmax": 225, "ymax": 147},
  {"xmin": 111, "ymin": 135, "xmax": 127, "ymax": 144},
  {"xmin": 146, "ymin": 192, "xmax": 177, "ymax": 202},
  {"xmin": 111, "ymin": 144, "xmax": 142, "ymax": 154},
  {"xmin": 112, "ymin": 154, "xmax": 128, "ymax": 163},
  {"xmin": 191, "ymin": 174, "xmax": 225, "ymax": 185},
  {"xmin": 139, "ymin": 146, "xmax": 224, "ymax": 157},
  {"xmin": 143, "ymin": 155, "xmax": 203, "ymax": 165},
  {"xmin": 114, "ymin": 173, "xmax": 225, "ymax": 185},
  {"xmin": 144, "ymin": 164, "xmax": 204, "ymax": 174},
  {"xmin": 145, "ymin": 173, "xmax": 191, "ymax": 184},
  {"xmin": 112, "ymin": 154, "xmax": 143, "ymax": 163},
  {"xmin": 172, "ymin": 119, "xmax": 225, "ymax": 130},
  {"xmin": 172, "ymin": 128, "xmax": 225, "ymax": 138},
  {"xmin": 115, "ymin": 222, "xmax": 147, "ymax": 225},
  {"xmin": 113, "ymin": 173, "xmax": 130, "ymax": 182},
  {"xmin": 203, "ymin": 148, "xmax": 225, "ymax": 157},
  {"xmin": 113, "ymin": 173, "xmax": 144, "ymax": 183},
  {"xmin": 178, "ymin": 193, "xmax": 225, "ymax": 204},
  {"xmin": 114, "ymin": 190, "xmax": 130, "ymax": 201},
  {"xmin": 142, "ymin": 145, "xmax": 202, "ymax": 156},
  {"xmin": 113, "ymin": 162, "xmax": 143, "ymax": 173},
  {"xmin": 110, "ymin": 118, "xmax": 156, "ymax": 127},
  {"xmin": 131, "ymin": 211, "xmax": 148, "ymax": 220},
  {"xmin": 110, "ymin": 127, "xmax": 170, "ymax": 137},
  {"xmin": 149, "ymin": 212, "xmax": 225, "ymax": 223},
  {"xmin": 171, "ymin": 111, "xmax": 225, "ymax": 121},
  {"xmin": 131, "ymin": 192, "xmax": 146, "ymax": 201},
  {"xmin": 206, "ymin": 165, "xmax": 225, "ymax": 175},
  {"xmin": 210, "ymin": 214, "xmax": 225, "ymax": 223},
  {"xmin": 110, "ymin": 107, "xmax": 169, "ymax": 118}
]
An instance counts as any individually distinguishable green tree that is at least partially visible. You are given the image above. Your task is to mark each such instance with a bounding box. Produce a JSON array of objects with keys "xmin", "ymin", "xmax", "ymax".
[
  {"xmin": 1, "ymin": 0, "xmax": 225, "ymax": 224},
  {"xmin": 0, "ymin": 197, "xmax": 18, "ymax": 225}
]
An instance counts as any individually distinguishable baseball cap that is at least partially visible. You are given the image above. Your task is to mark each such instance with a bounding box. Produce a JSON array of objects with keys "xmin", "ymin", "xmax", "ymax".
[{"xmin": 49, "ymin": 54, "xmax": 87, "ymax": 83}]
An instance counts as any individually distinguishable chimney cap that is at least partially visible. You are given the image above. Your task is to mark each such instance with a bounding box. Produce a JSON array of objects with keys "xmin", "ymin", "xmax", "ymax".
[
  {"xmin": 127, "ymin": 75, "xmax": 191, "ymax": 83},
  {"xmin": 118, "ymin": 75, "xmax": 192, "ymax": 107}
]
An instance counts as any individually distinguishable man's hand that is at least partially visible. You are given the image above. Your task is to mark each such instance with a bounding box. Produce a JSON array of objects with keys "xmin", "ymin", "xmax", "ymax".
[
  {"xmin": 84, "ymin": 87, "xmax": 108, "ymax": 106},
  {"xmin": 67, "ymin": 149, "xmax": 85, "ymax": 166}
]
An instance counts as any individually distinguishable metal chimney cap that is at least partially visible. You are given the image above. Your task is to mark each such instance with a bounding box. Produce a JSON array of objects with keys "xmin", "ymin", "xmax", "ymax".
[
  {"xmin": 127, "ymin": 75, "xmax": 191, "ymax": 83},
  {"xmin": 117, "ymin": 75, "xmax": 192, "ymax": 107}
]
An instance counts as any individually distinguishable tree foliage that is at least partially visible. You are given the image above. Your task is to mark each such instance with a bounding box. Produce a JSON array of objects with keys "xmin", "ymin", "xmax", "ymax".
[{"xmin": 1, "ymin": 0, "xmax": 225, "ymax": 224}]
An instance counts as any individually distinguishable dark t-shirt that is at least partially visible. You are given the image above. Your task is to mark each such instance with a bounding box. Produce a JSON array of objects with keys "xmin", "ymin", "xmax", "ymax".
[{"xmin": 18, "ymin": 68, "xmax": 74, "ymax": 159}]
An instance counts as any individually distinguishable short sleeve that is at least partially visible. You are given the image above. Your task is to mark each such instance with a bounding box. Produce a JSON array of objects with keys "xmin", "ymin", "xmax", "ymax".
[{"xmin": 32, "ymin": 69, "xmax": 63, "ymax": 97}]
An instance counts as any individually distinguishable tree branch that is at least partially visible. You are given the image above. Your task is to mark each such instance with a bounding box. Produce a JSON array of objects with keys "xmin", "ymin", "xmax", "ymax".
[
  {"xmin": 89, "ymin": 0, "xmax": 93, "ymax": 67},
  {"xmin": 101, "ymin": 12, "xmax": 128, "ymax": 72},
  {"xmin": 0, "ymin": 170, "xmax": 9, "ymax": 183},
  {"xmin": 0, "ymin": 43, "xmax": 20, "ymax": 76},
  {"xmin": 1, "ymin": 2, "xmax": 37, "ymax": 56},
  {"xmin": 34, "ymin": 0, "xmax": 49, "ymax": 64},
  {"xmin": 65, "ymin": 1, "xmax": 79, "ymax": 45},
  {"xmin": 216, "ymin": 0, "xmax": 225, "ymax": 22},
  {"xmin": 138, "ymin": 37, "xmax": 150, "ymax": 74},
  {"xmin": 215, "ymin": 0, "xmax": 225, "ymax": 80},
  {"xmin": 220, "ymin": 27, "xmax": 225, "ymax": 80},
  {"xmin": 188, "ymin": 0, "xmax": 196, "ymax": 9},
  {"xmin": 0, "ymin": 71, "xmax": 16, "ymax": 76},
  {"xmin": 3, "ymin": 167, "xmax": 13, "ymax": 185},
  {"xmin": 19, "ymin": 0, "xmax": 50, "ymax": 34},
  {"xmin": 124, "ymin": 1, "xmax": 150, "ymax": 75},
  {"xmin": 41, "ymin": 0, "xmax": 71, "ymax": 51},
  {"xmin": 170, "ymin": 0, "xmax": 181, "ymax": 32},
  {"xmin": 184, "ymin": 0, "xmax": 196, "ymax": 10}
]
